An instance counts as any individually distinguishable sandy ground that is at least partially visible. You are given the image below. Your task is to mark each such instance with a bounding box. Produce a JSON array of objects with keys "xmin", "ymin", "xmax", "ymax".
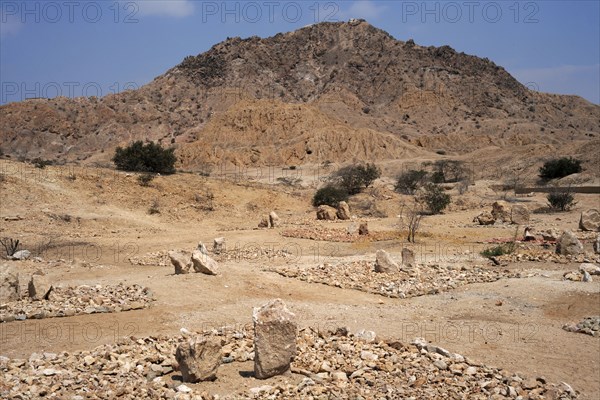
[{"xmin": 0, "ymin": 160, "xmax": 599, "ymax": 398}]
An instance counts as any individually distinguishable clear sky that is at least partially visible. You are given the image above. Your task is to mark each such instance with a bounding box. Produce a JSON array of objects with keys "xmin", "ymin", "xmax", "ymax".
[{"xmin": 1, "ymin": 0, "xmax": 599, "ymax": 105}]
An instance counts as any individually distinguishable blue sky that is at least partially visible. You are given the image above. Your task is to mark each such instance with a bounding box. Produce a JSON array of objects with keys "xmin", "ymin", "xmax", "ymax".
[{"xmin": 1, "ymin": 0, "xmax": 599, "ymax": 105}]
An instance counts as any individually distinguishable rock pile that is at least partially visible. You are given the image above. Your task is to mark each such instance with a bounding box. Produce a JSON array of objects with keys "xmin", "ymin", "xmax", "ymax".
[
  {"xmin": 280, "ymin": 227, "xmax": 398, "ymax": 242},
  {"xmin": 0, "ymin": 324, "xmax": 577, "ymax": 399},
  {"xmin": 563, "ymin": 316, "xmax": 600, "ymax": 337},
  {"xmin": 474, "ymin": 202, "xmax": 530, "ymax": 225},
  {"xmin": 0, "ymin": 283, "xmax": 153, "ymax": 322},
  {"xmin": 268, "ymin": 261, "xmax": 527, "ymax": 298}
]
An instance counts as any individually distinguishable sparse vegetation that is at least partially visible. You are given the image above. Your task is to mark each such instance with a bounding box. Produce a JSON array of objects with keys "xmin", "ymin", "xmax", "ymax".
[
  {"xmin": 481, "ymin": 228, "xmax": 518, "ymax": 258},
  {"xmin": 418, "ymin": 183, "xmax": 451, "ymax": 214},
  {"xmin": 539, "ymin": 157, "xmax": 582, "ymax": 180},
  {"xmin": 137, "ymin": 173, "xmax": 156, "ymax": 187},
  {"xmin": 395, "ymin": 169, "xmax": 428, "ymax": 195},
  {"xmin": 331, "ymin": 163, "xmax": 381, "ymax": 195},
  {"xmin": 148, "ymin": 198, "xmax": 161, "ymax": 214},
  {"xmin": 312, "ymin": 185, "xmax": 349, "ymax": 207},
  {"xmin": 0, "ymin": 237, "xmax": 20, "ymax": 257},
  {"xmin": 31, "ymin": 158, "xmax": 54, "ymax": 169},
  {"xmin": 398, "ymin": 202, "xmax": 425, "ymax": 243},
  {"xmin": 547, "ymin": 187, "xmax": 577, "ymax": 211},
  {"xmin": 429, "ymin": 160, "xmax": 468, "ymax": 183},
  {"xmin": 112, "ymin": 141, "xmax": 176, "ymax": 174},
  {"xmin": 194, "ymin": 190, "xmax": 215, "ymax": 211}
]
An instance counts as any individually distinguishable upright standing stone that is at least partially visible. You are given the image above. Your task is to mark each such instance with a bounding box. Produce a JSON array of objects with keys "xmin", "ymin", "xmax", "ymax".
[
  {"xmin": 253, "ymin": 299, "xmax": 297, "ymax": 379},
  {"xmin": 401, "ymin": 248, "xmax": 416, "ymax": 267},
  {"xmin": 358, "ymin": 223, "xmax": 369, "ymax": 235},
  {"xmin": 213, "ymin": 237, "xmax": 225, "ymax": 254},
  {"xmin": 197, "ymin": 242, "xmax": 208, "ymax": 255},
  {"xmin": 492, "ymin": 201, "xmax": 510, "ymax": 222},
  {"xmin": 269, "ymin": 211, "xmax": 280, "ymax": 228},
  {"xmin": 258, "ymin": 216, "xmax": 270, "ymax": 228},
  {"xmin": 175, "ymin": 337, "xmax": 222, "ymax": 383},
  {"xmin": 0, "ymin": 266, "xmax": 20, "ymax": 303},
  {"xmin": 374, "ymin": 250, "xmax": 399, "ymax": 273}
]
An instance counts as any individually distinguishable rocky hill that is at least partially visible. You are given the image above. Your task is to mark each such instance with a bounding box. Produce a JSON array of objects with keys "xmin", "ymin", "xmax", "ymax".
[{"xmin": 0, "ymin": 20, "xmax": 598, "ymax": 175}]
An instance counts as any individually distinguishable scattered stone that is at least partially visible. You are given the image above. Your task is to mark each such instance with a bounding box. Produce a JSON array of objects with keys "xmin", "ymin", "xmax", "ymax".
[
  {"xmin": 510, "ymin": 204, "xmax": 530, "ymax": 225},
  {"xmin": 579, "ymin": 263, "xmax": 600, "ymax": 275},
  {"xmin": 401, "ymin": 248, "xmax": 416, "ymax": 268},
  {"xmin": 358, "ymin": 223, "xmax": 369, "ymax": 235},
  {"xmin": 355, "ymin": 330, "xmax": 377, "ymax": 343},
  {"xmin": 594, "ymin": 235, "xmax": 600, "ymax": 254},
  {"xmin": 541, "ymin": 228, "xmax": 561, "ymax": 241},
  {"xmin": 0, "ymin": 266, "xmax": 20, "ymax": 303},
  {"xmin": 556, "ymin": 231, "xmax": 584, "ymax": 256},
  {"xmin": 582, "ymin": 271, "xmax": 593, "ymax": 282},
  {"xmin": 336, "ymin": 202, "xmax": 351, "ymax": 220},
  {"xmin": 168, "ymin": 251, "xmax": 192, "ymax": 275},
  {"xmin": 191, "ymin": 250, "xmax": 219, "ymax": 275},
  {"xmin": 579, "ymin": 209, "xmax": 600, "ymax": 232},
  {"xmin": 524, "ymin": 227, "xmax": 536, "ymax": 241},
  {"xmin": 316, "ymin": 205, "xmax": 337, "ymax": 221},
  {"xmin": 175, "ymin": 337, "xmax": 222, "ymax": 383},
  {"xmin": 213, "ymin": 237, "xmax": 226, "ymax": 254},
  {"xmin": 475, "ymin": 211, "xmax": 495, "ymax": 225},
  {"xmin": 28, "ymin": 274, "xmax": 52, "ymax": 301},
  {"xmin": 269, "ymin": 211, "xmax": 280, "ymax": 228},
  {"xmin": 11, "ymin": 250, "xmax": 31, "ymax": 260},
  {"xmin": 374, "ymin": 250, "xmax": 399, "ymax": 273},
  {"xmin": 253, "ymin": 299, "xmax": 297, "ymax": 379},
  {"xmin": 563, "ymin": 316, "xmax": 600, "ymax": 337}
]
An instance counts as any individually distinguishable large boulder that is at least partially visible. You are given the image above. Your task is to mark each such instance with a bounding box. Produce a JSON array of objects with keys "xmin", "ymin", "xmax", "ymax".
[
  {"xmin": 475, "ymin": 211, "xmax": 495, "ymax": 225},
  {"xmin": 336, "ymin": 202, "xmax": 351, "ymax": 220},
  {"xmin": 175, "ymin": 337, "xmax": 222, "ymax": 383},
  {"xmin": 374, "ymin": 250, "xmax": 399, "ymax": 273},
  {"xmin": 253, "ymin": 299, "xmax": 297, "ymax": 379},
  {"xmin": 0, "ymin": 266, "xmax": 20, "ymax": 303},
  {"xmin": 28, "ymin": 274, "xmax": 52, "ymax": 300},
  {"xmin": 191, "ymin": 250, "xmax": 219, "ymax": 275},
  {"xmin": 269, "ymin": 211, "xmax": 280, "ymax": 228},
  {"xmin": 556, "ymin": 231, "xmax": 583, "ymax": 256},
  {"xmin": 11, "ymin": 250, "xmax": 31, "ymax": 260},
  {"xmin": 316, "ymin": 205, "xmax": 337, "ymax": 221},
  {"xmin": 492, "ymin": 201, "xmax": 510, "ymax": 222},
  {"xmin": 169, "ymin": 251, "xmax": 192, "ymax": 275},
  {"xmin": 510, "ymin": 205, "xmax": 530, "ymax": 225},
  {"xmin": 579, "ymin": 209, "xmax": 600, "ymax": 232}
]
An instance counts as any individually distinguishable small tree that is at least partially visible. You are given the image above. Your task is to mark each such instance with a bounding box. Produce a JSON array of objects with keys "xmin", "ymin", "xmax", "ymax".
[
  {"xmin": 539, "ymin": 157, "xmax": 582, "ymax": 181},
  {"xmin": 431, "ymin": 160, "xmax": 467, "ymax": 183},
  {"xmin": 312, "ymin": 185, "xmax": 349, "ymax": 207},
  {"xmin": 112, "ymin": 141, "xmax": 176, "ymax": 174},
  {"xmin": 137, "ymin": 173, "xmax": 156, "ymax": 187},
  {"xmin": 0, "ymin": 237, "xmax": 20, "ymax": 257},
  {"xmin": 399, "ymin": 202, "xmax": 425, "ymax": 243},
  {"xmin": 547, "ymin": 187, "xmax": 577, "ymax": 211},
  {"xmin": 418, "ymin": 183, "xmax": 451, "ymax": 214},
  {"xmin": 331, "ymin": 163, "xmax": 381, "ymax": 195},
  {"xmin": 395, "ymin": 170, "xmax": 428, "ymax": 195}
]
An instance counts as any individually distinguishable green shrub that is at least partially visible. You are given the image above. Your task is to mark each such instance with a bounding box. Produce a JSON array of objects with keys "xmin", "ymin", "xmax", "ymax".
[
  {"xmin": 395, "ymin": 169, "xmax": 428, "ymax": 195},
  {"xmin": 312, "ymin": 185, "xmax": 349, "ymax": 207},
  {"xmin": 418, "ymin": 183, "xmax": 451, "ymax": 214},
  {"xmin": 332, "ymin": 163, "xmax": 381, "ymax": 195},
  {"xmin": 547, "ymin": 188, "xmax": 577, "ymax": 211},
  {"xmin": 112, "ymin": 141, "xmax": 176, "ymax": 174},
  {"xmin": 481, "ymin": 244, "xmax": 513, "ymax": 258},
  {"xmin": 539, "ymin": 157, "xmax": 582, "ymax": 180}
]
